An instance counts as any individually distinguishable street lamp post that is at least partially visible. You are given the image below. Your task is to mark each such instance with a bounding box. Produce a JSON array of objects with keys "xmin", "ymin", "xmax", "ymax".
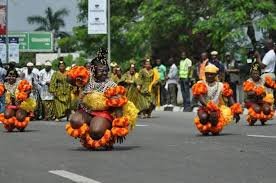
[{"xmin": 5, "ymin": 0, "xmax": 8, "ymax": 63}]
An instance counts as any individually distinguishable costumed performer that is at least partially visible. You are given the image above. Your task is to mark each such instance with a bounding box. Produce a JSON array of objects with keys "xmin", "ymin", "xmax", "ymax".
[
  {"xmin": 0, "ymin": 69, "xmax": 36, "ymax": 132},
  {"xmin": 192, "ymin": 64, "xmax": 242, "ymax": 135},
  {"xmin": 243, "ymin": 62, "xmax": 275, "ymax": 126},
  {"xmin": 65, "ymin": 49, "xmax": 138, "ymax": 150}
]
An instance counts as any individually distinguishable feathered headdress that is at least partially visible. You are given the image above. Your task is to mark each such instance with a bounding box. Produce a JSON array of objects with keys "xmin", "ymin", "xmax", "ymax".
[
  {"xmin": 90, "ymin": 48, "xmax": 109, "ymax": 77},
  {"xmin": 91, "ymin": 48, "xmax": 108, "ymax": 67}
]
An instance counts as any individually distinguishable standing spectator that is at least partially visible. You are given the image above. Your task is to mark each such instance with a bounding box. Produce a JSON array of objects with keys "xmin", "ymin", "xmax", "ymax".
[
  {"xmin": 39, "ymin": 61, "xmax": 55, "ymax": 121},
  {"xmin": 179, "ymin": 51, "xmax": 192, "ymax": 111},
  {"xmin": 166, "ymin": 58, "xmax": 178, "ymax": 106},
  {"xmin": 155, "ymin": 58, "xmax": 167, "ymax": 106},
  {"xmin": 224, "ymin": 52, "xmax": 240, "ymax": 101},
  {"xmin": 21, "ymin": 62, "xmax": 39, "ymax": 86},
  {"xmin": 255, "ymin": 39, "xmax": 276, "ymax": 80},
  {"xmin": 0, "ymin": 60, "xmax": 6, "ymax": 82},
  {"xmin": 190, "ymin": 58, "xmax": 201, "ymax": 108},
  {"xmin": 49, "ymin": 61, "xmax": 71, "ymax": 121},
  {"xmin": 113, "ymin": 67, "xmax": 124, "ymax": 84},
  {"xmin": 0, "ymin": 59, "xmax": 6, "ymax": 113},
  {"xmin": 110, "ymin": 62, "xmax": 118, "ymax": 81},
  {"xmin": 36, "ymin": 62, "xmax": 43, "ymax": 71},
  {"xmin": 209, "ymin": 51, "xmax": 225, "ymax": 81},
  {"xmin": 198, "ymin": 52, "xmax": 209, "ymax": 81},
  {"xmin": 122, "ymin": 64, "xmax": 139, "ymax": 105}
]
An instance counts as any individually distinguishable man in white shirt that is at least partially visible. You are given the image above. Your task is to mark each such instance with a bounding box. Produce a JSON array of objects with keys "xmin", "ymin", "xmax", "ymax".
[
  {"xmin": 256, "ymin": 39, "xmax": 276, "ymax": 80},
  {"xmin": 39, "ymin": 61, "xmax": 55, "ymax": 120},
  {"xmin": 21, "ymin": 62, "xmax": 40, "ymax": 86},
  {"xmin": 166, "ymin": 58, "xmax": 178, "ymax": 106}
]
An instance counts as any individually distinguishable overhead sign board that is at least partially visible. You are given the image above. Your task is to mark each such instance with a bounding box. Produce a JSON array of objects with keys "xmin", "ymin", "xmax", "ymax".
[
  {"xmin": 8, "ymin": 32, "xmax": 53, "ymax": 52},
  {"xmin": 88, "ymin": 0, "xmax": 107, "ymax": 34}
]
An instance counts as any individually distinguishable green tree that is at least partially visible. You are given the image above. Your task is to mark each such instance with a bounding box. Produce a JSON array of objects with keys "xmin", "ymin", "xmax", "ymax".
[
  {"xmin": 51, "ymin": 54, "xmax": 87, "ymax": 70},
  {"xmin": 72, "ymin": 0, "xmax": 209, "ymax": 63},
  {"xmin": 58, "ymin": 36, "xmax": 77, "ymax": 53},
  {"xmin": 27, "ymin": 7, "xmax": 69, "ymax": 38},
  {"xmin": 69, "ymin": 0, "xmax": 276, "ymax": 64},
  {"xmin": 131, "ymin": 0, "xmax": 211, "ymax": 60},
  {"xmin": 19, "ymin": 53, "xmax": 36, "ymax": 67},
  {"xmin": 194, "ymin": 0, "xmax": 276, "ymax": 51}
]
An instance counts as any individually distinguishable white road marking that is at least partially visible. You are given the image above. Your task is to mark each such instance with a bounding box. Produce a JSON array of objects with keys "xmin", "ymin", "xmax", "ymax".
[
  {"xmin": 136, "ymin": 124, "xmax": 149, "ymax": 127},
  {"xmin": 247, "ymin": 135, "xmax": 276, "ymax": 139},
  {"xmin": 49, "ymin": 170, "xmax": 101, "ymax": 183}
]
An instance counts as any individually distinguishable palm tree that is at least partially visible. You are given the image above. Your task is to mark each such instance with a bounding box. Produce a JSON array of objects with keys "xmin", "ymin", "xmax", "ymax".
[{"xmin": 27, "ymin": 7, "xmax": 69, "ymax": 37}]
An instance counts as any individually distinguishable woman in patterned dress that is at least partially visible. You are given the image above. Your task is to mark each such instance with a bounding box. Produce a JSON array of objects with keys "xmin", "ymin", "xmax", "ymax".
[
  {"xmin": 136, "ymin": 59, "xmax": 160, "ymax": 118},
  {"xmin": 122, "ymin": 64, "xmax": 139, "ymax": 105},
  {"xmin": 49, "ymin": 61, "xmax": 72, "ymax": 121}
]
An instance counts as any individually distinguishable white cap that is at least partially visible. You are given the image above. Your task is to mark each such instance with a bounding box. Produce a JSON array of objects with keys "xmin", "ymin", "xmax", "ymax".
[
  {"xmin": 211, "ymin": 51, "xmax": 218, "ymax": 56},
  {"xmin": 36, "ymin": 62, "xmax": 42, "ymax": 66},
  {"xmin": 45, "ymin": 61, "xmax": 52, "ymax": 66},
  {"xmin": 27, "ymin": 62, "xmax": 34, "ymax": 67}
]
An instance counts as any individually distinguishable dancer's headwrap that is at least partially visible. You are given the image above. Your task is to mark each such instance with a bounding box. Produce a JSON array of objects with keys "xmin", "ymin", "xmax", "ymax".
[
  {"xmin": 205, "ymin": 64, "xmax": 219, "ymax": 74},
  {"xmin": 204, "ymin": 64, "xmax": 219, "ymax": 81},
  {"xmin": 250, "ymin": 61, "xmax": 261, "ymax": 75}
]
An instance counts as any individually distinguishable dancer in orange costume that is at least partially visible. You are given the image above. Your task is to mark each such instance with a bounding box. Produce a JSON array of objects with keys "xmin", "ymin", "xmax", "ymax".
[
  {"xmin": 0, "ymin": 69, "xmax": 36, "ymax": 132},
  {"xmin": 192, "ymin": 64, "xmax": 242, "ymax": 135},
  {"xmin": 65, "ymin": 49, "xmax": 138, "ymax": 150},
  {"xmin": 243, "ymin": 62, "xmax": 275, "ymax": 126}
]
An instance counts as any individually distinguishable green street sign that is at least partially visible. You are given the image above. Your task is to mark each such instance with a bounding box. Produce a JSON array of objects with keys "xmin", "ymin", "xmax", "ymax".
[
  {"xmin": 28, "ymin": 32, "xmax": 53, "ymax": 52},
  {"xmin": 9, "ymin": 32, "xmax": 53, "ymax": 52}
]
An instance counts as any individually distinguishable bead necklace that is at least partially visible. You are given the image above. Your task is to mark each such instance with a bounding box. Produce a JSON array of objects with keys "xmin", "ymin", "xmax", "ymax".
[{"xmin": 207, "ymin": 81, "xmax": 220, "ymax": 101}]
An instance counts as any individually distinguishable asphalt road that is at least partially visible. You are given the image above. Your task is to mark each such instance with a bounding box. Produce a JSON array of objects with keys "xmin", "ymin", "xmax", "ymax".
[{"xmin": 1, "ymin": 111, "xmax": 276, "ymax": 183}]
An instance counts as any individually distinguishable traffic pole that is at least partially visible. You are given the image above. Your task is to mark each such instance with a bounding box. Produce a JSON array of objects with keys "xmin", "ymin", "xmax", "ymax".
[
  {"xmin": 5, "ymin": 0, "xmax": 8, "ymax": 63},
  {"xmin": 107, "ymin": 0, "xmax": 111, "ymax": 65}
]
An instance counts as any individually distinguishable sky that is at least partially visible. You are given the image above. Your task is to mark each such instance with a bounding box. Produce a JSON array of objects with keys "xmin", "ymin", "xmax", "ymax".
[{"xmin": 8, "ymin": 0, "xmax": 79, "ymax": 33}]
